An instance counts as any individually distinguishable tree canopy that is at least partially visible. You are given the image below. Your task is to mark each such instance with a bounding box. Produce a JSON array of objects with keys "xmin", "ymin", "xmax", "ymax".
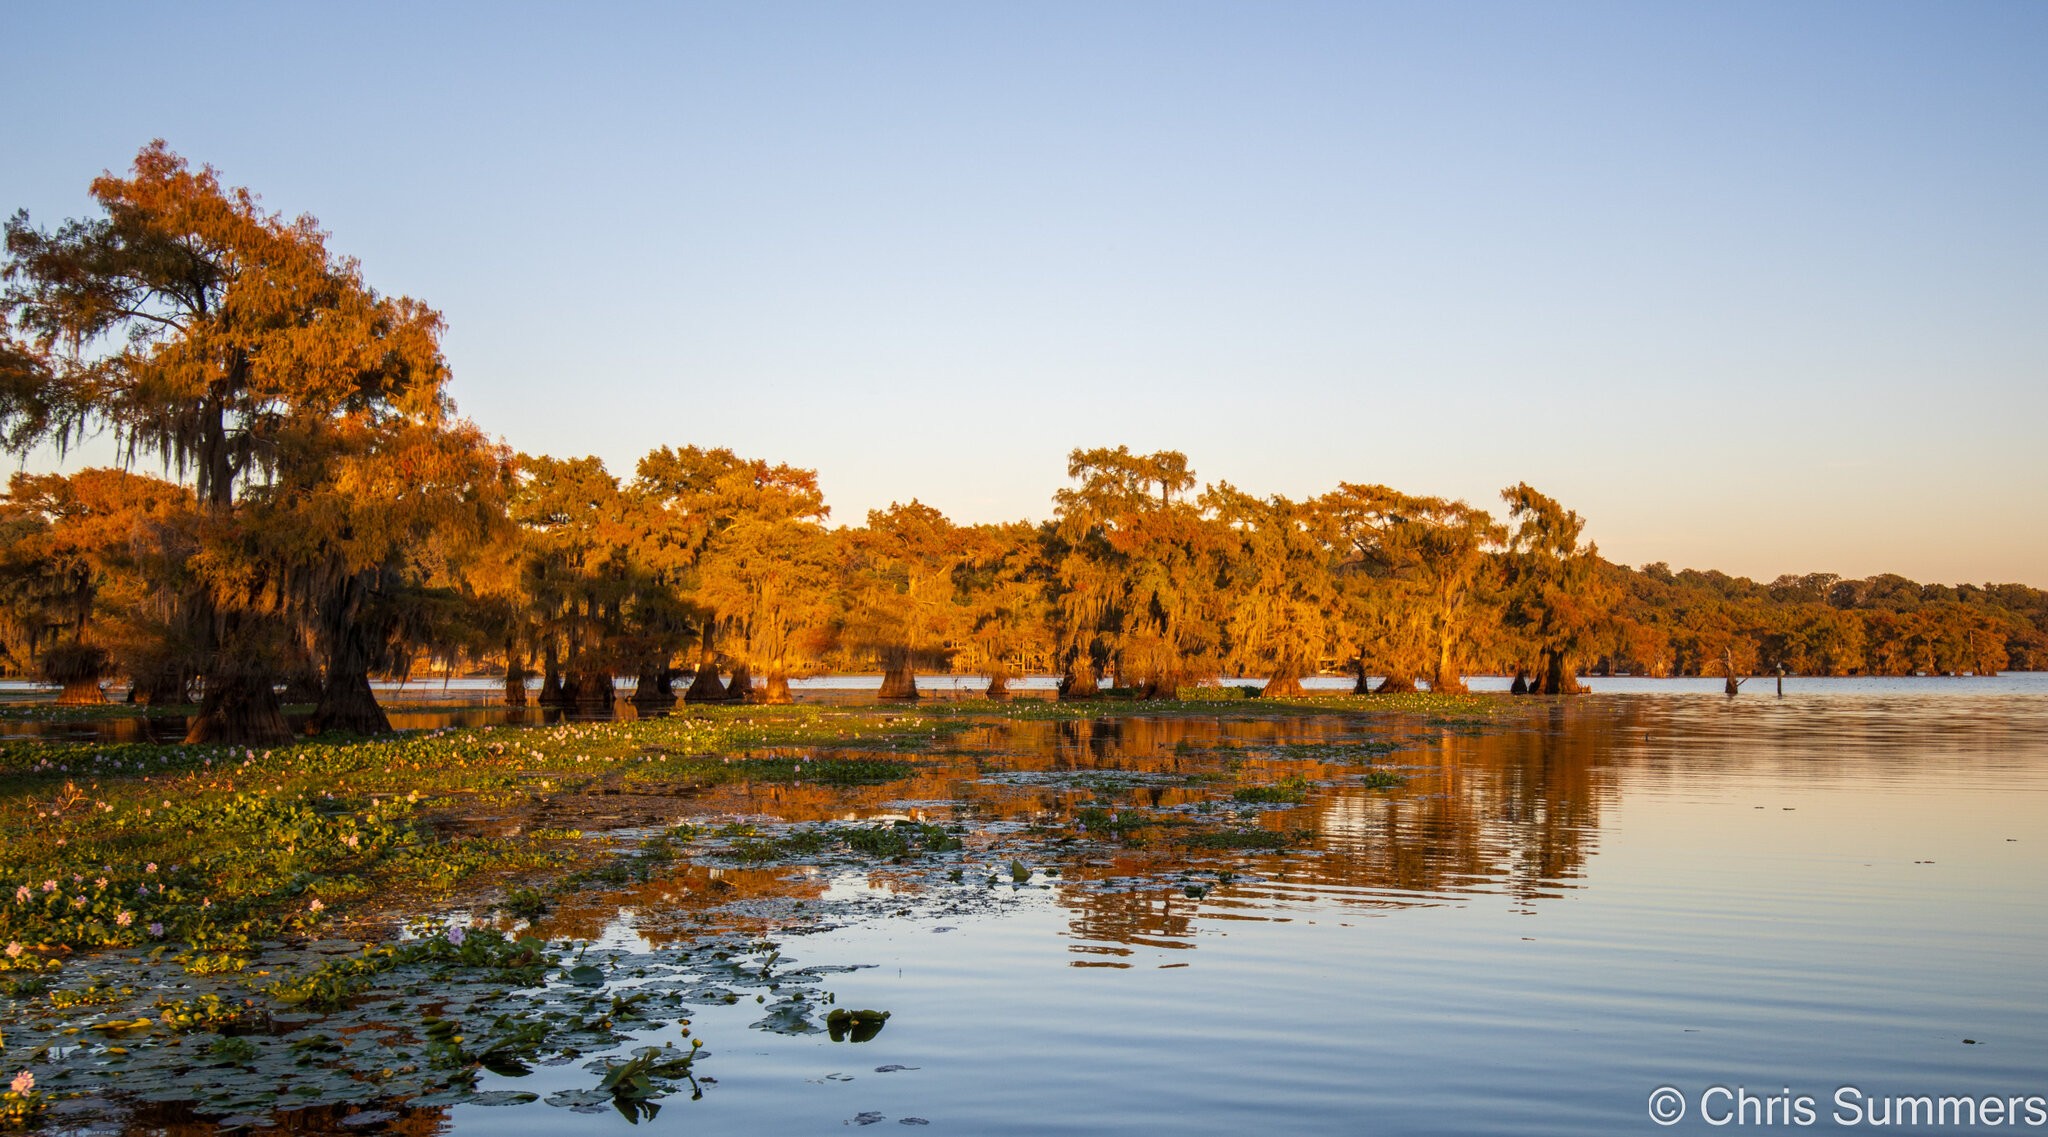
[{"xmin": 7, "ymin": 144, "xmax": 2045, "ymax": 740}]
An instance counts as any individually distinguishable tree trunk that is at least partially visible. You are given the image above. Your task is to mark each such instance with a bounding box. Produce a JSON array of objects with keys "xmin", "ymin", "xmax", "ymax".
[
  {"xmin": 1352, "ymin": 659, "xmax": 1373, "ymax": 695},
  {"xmin": 725, "ymin": 664, "xmax": 753, "ymax": 702},
  {"xmin": 185, "ymin": 603, "xmax": 294, "ymax": 745},
  {"xmin": 539, "ymin": 641, "xmax": 569, "ymax": 707},
  {"xmin": 684, "ymin": 668, "xmax": 727, "ymax": 703},
  {"xmin": 1432, "ymin": 637, "xmax": 1467, "ymax": 694},
  {"xmin": 877, "ymin": 648, "xmax": 919, "ymax": 700},
  {"xmin": 1510, "ymin": 671, "xmax": 1531, "ymax": 695},
  {"xmin": 1136, "ymin": 668, "xmax": 1192, "ymax": 700},
  {"xmin": 684, "ymin": 627, "xmax": 728, "ymax": 703},
  {"xmin": 1538, "ymin": 649, "xmax": 1583, "ymax": 695},
  {"xmin": 567, "ymin": 670, "xmax": 615, "ymax": 715},
  {"xmin": 759, "ymin": 670, "xmax": 792, "ymax": 704},
  {"xmin": 309, "ymin": 574, "xmax": 392, "ymax": 735},
  {"xmin": 503, "ymin": 638, "xmax": 529, "ymax": 707},
  {"xmin": 632, "ymin": 659, "xmax": 676, "ymax": 710},
  {"xmin": 1058, "ymin": 659, "xmax": 1100, "ymax": 700},
  {"xmin": 1261, "ymin": 662, "xmax": 1306, "ymax": 699},
  {"xmin": 1375, "ymin": 673, "xmax": 1418, "ymax": 694},
  {"xmin": 45, "ymin": 642, "xmax": 110, "ymax": 706},
  {"xmin": 985, "ymin": 673, "xmax": 1011, "ymax": 700},
  {"xmin": 185, "ymin": 671, "xmax": 294, "ymax": 746},
  {"xmin": 131, "ymin": 663, "xmax": 191, "ymax": 706},
  {"xmin": 57, "ymin": 677, "xmax": 107, "ymax": 706},
  {"xmin": 310, "ymin": 667, "xmax": 391, "ymax": 734}
]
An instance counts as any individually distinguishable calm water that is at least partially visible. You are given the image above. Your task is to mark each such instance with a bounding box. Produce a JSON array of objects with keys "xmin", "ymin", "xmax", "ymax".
[{"xmin": 420, "ymin": 693, "xmax": 2046, "ymax": 1135}]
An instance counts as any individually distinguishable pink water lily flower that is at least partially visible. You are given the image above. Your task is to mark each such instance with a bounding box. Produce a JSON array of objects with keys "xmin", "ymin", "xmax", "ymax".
[{"xmin": 10, "ymin": 1071, "xmax": 32, "ymax": 1094}]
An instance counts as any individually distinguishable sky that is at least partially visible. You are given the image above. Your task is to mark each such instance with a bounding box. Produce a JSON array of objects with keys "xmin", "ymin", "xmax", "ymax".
[{"xmin": 5, "ymin": 1, "xmax": 2046, "ymax": 586}]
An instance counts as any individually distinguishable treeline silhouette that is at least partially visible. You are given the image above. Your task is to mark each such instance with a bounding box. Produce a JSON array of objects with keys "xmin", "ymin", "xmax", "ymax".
[{"xmin": 4, "ymin": 146, "xmax": 2043, "ymax": 744}]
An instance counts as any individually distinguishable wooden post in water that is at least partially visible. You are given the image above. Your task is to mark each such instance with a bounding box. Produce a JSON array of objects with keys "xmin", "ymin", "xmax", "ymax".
[{"xmin": 1776, "ymin": 662, "xmax": 1786, "ymax": 697}]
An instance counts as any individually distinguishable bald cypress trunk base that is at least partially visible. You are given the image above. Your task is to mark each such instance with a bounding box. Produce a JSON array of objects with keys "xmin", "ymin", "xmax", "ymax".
[
  {"xmin": 539, "ymin": 668, "xmax": 569, "ymax": 708},
  {"xmin": 565, "ymin": 671, "xmax": 615, "ymax": 715},
  {"xmin": 1534, "ymin": 651, "xmax": 1583, "ymax": 694},
  {"xmin": 878, "ymin": 661, "xmax": 919, "ymax": 701},
  {"xmin": 726, "ymin": 665, "xmax": 754, "ymax": 703},
  {"xmin": 1510, "ymin": 672, "xmax": 1531, "ymax": 695},
  {"xmin": 760, "ymin": 671, "xmax": 792, "ymax": 704},
  {"xmin": 1261, "ymin": 666, "xmax": 1306, "ymax": 699},
  {"xmin": 185, "ymin": 673, "xmax": 294, "ymax": 746},
  {"xmin": 683, "ymin": 668, "xmax": 728, "ymax": 703},
  {"xmin": 632, "ymin": 663, "xmax": 677, "ymax": 710},
  {"xmin": 57, "ymin": 678, "xmax": 107, "ymax": 706},
  {"xmin": 310, "ymin": 670, "xmax": 392, "ymax": 735},
  {"xmin": 131, "ymin": 665, "xmax": 191, "ymax": 706},
  {"xmin": 985, "ymin": 675, "xmax": 1011, "ymax": 701},
  {"xmin": 1058, "ymin": 664, "xmax": 1100, "ymax": 700},
  {"xmin": 1430, "ymin": 670, "xmax": 1468, "ymax": 694},
  {"xmin": 1375, "ymin": 673, "xmax": 1418, "ymax": 695}
]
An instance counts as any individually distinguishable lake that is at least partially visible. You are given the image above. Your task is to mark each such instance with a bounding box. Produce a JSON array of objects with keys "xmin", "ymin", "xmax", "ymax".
[
  {"xmin": 432, "ymin": 690, "xmax": 2048, "ymax": 1135},
  {"xmin": 7, "ymin": 685, "xmax": 2044, "ymax": 1135}
]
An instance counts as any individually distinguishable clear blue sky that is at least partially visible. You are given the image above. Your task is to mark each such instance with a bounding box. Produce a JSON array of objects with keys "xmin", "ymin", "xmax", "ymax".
[{"xmin": 7, "ymin": 1, "xmax": 2046, "ymax": 585}]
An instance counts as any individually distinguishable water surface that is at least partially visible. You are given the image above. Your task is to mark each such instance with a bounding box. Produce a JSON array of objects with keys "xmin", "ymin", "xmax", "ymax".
[{"xmin": 435, "ymin": 694, "xmax": 2048, "ymax": 1135}]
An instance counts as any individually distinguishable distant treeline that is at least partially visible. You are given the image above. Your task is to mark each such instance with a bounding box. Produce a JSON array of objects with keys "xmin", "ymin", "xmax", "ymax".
[{"xmin": 4, "ymin": 145, "xmax": 2042, "ymax": 744}]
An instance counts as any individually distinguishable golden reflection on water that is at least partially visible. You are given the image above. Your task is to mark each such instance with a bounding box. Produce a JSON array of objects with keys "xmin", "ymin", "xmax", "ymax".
[
  {"xmin": 1039, "ymin": 710, "xmax": 1617, "ymax": 959},
  {"xmin": 508, "ymin": 707, "xmax": 1644, "ymax": 963}
]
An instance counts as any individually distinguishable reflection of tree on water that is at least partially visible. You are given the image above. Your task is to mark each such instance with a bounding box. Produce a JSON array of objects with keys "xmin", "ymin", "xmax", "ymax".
[
  {"xmin": 1043, "ymin": 709, "xmax": 1620, "ymax": 956},
  {"xmin": 123, "ymin": 1100, "xmax": 450, "ymax": 1137},
  {"xmin": 530, "ymin": 863, "xmax": 831, "ymax": 945},
  {"xmin": 1312, "ymin": 704, "xmax": 1610, "ymax": 906}
]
